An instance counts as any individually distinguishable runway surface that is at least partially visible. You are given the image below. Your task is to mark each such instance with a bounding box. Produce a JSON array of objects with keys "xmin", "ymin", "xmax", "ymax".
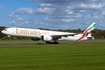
[
  {"xmin": 0, "ymin": 43, "xmax": 49, "ymax": 47},
  {"xmin": 0, "ymin": 40, "xmax": 105, "ymax": 47}
]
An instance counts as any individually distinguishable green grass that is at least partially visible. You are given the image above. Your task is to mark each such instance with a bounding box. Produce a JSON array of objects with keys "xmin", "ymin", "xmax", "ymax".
[{"xmin": 0, "ymin": 40, "xmax": 105, "ymax": 70}]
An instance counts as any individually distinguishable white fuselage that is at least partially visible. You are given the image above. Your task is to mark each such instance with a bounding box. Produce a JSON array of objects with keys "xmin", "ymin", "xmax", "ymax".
[
  {"xmin": 2, "ymin": 27, "xmax": 82, "ymax": 40},
  {"xmin": 1, "ymin": 22, "xmax": 96, "ymax": 44},
  {"xmin": 1, "ymin": 27, "xmax": 94, "ymax": 41}
]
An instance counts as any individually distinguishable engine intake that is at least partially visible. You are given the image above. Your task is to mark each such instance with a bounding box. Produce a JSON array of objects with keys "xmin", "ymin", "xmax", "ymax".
[{"xmin": 31, "ymin": 38, "xmax": 41, "ymax": 41}]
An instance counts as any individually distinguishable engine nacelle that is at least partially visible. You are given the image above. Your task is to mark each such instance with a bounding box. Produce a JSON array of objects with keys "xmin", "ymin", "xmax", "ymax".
[
  {"xmin": 86, "ymin": 33, "xmax": 94, "ymax": 40},
  {"xmin": 31, "ymin": 38, "xmax": 41, "ymax": 41},
  {"xmin": 42, "ymin": 35, "xmax": 52, "ymax": 41},
  {"xmin": 87, "ymin": 37, "xmax": 94, "ymax": 40}
]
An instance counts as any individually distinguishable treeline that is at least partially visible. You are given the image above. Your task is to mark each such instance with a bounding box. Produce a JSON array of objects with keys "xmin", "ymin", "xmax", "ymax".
[
  {"xmin": 57, "ymin": 29, "xmax": 105, "ymax": 39},
  {"xmin": 0, "ymin": 27, "xmax": 105, "ymax": 40},
  {"xmin": 0, "ymin": 26, "xmax": 6, "ymax": 39}
]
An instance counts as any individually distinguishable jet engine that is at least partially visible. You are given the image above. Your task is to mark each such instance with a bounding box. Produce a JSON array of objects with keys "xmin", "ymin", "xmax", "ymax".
[
  {"xmin": 86, "ymin": 33, "xmax": 94, "ymax": 40},
  {"xmin": 42, "ymin": 35, "xmax": 52, "ymax": 41},
  {"xmin": 31, "ymin": 38, "xmax": 41, "ymax": 41}
]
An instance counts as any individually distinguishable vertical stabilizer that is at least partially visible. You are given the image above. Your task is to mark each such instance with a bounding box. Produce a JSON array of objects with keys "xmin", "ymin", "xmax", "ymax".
[
  {"xmin": 77, "ymin": 22, "xmax": 96, "ymax": 41},
  {"xmin": 83, "ymin": 22, "xmax": 96, "ymax": 34}
]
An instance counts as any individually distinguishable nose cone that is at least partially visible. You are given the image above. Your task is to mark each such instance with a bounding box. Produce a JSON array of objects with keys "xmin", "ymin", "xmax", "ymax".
[
  {"xmin": 1, "ymin": 30, "xmax": 6, "ymax": 34},
  {"xmin": 1, "ymin": 30, "xmax": 4, "ymax": 33}
]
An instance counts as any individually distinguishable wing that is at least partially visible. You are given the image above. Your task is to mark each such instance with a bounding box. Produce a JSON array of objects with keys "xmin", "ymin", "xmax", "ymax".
[{"xmin": 51, "ymin": 33, "xmax": 77, "ymax": 39}]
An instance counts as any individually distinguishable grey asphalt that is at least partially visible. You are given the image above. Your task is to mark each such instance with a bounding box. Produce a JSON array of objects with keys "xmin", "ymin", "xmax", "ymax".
[{"xmin": 0, "ymin": 41, "xmax": 105, "ymax": 47}]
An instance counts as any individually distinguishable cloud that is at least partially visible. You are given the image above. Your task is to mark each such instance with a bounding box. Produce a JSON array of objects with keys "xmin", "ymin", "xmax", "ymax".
[
  {"xmin": 9, "ymin": 19, "xmax": 45, "ymax": 28},
  {"xmin": 6, "ymin": 0, "xmax": 105, "ymax": 29},
  {"xmin": 30, "ymin": 0, "xmax": 93, "ymax": 4},
  {"xmin": 12, "ymin": 7, "xmax": 34, "ymax": 15},
  {"xmin": 79, "ymin": 3, "xmax": 104, "ymax": 10},
  {"xmin": 17, "ymin": 17, "xmax": 24, "ymax": 20},
  {"xmin": 9, "ymin": 6, "xmax": 55, "ymax": 17}
]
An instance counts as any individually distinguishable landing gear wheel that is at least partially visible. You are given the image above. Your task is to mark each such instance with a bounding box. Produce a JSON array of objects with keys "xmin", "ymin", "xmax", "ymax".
[
  {"xmin": 52, "ymin": 42, "xmax": 59, "ymax": 44},
  {"xmin": 45, "ymin": 41, "xmax": 59, "ymax": 44},
  {"xmin": 46, "ymin": 41, "xmax": 52, "ymax": 44}
]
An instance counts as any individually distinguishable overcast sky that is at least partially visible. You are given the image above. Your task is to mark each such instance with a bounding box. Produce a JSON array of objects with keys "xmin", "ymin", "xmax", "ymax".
[{"xmin": 0, "ymin": 0, "xmax": 105, "ymax": 30}]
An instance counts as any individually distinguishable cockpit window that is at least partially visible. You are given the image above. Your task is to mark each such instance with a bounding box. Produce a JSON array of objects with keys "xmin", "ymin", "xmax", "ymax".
[{"xmin": 4, "ymin": 28, "xmax": 8, "ymax": 31}]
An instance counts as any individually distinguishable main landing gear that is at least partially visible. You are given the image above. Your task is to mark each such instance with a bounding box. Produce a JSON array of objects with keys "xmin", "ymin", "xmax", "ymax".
[{"xmin": 46, "ymin": 41, "xmax": 59, "ymax": 44}]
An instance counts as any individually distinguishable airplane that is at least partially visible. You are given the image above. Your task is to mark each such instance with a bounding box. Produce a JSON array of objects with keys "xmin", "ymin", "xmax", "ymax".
[{"xmin": 1, "ymin": 22, "xmax": 96, "ymax": 44}]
